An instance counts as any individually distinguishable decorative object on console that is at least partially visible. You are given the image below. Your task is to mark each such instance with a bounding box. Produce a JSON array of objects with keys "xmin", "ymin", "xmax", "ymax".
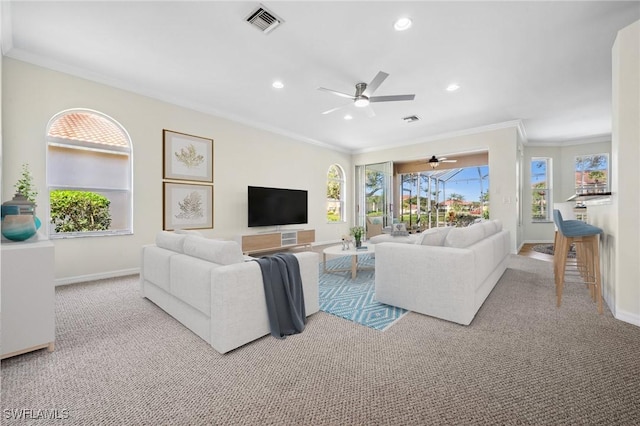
[
  {"xmin": 1, "ymin": 164, "xmax": 41, "ymax": 241},
  {"xmin": 163, "ymin": 130, "xmax": 213, "ymax": 183},
  {"xmin": 163, "ymin": 182, "xmax": 213, "ymax": 231},
  {"xmin": 350, "ymin": 226, "xmax": 365, "ymax": 248}
]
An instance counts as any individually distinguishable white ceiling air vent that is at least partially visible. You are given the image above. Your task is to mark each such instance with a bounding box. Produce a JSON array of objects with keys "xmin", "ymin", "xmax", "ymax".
[
  {"xmin": 246, "ymin": 5, "xmax": 284, "ymax": 34},
  {"xmin": 402, "ymin": 115, "xmax": 420, "ymax": 123}
]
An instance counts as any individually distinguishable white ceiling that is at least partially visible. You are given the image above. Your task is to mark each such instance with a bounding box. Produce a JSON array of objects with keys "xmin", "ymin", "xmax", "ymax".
[{"xmin": 3, "ymin": 1, "xmax": 639, "ymax": 153}]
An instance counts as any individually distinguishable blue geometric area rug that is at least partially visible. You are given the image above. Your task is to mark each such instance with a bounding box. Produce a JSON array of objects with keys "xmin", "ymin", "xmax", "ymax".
[{"xmin": 319, "ymin": 254, "xmax": 408, "ymax": 331}]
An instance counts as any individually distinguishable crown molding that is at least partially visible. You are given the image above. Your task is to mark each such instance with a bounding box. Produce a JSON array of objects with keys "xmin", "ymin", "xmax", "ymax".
[
  {"xmin": 353, "ymin": 120, "xmax": 525, "ymax": 155},
  {"xmin": 5, "ymin": 49, "xmax": 351, "ymax": 154},
  {"xmin": 526, "ymin": 133, "xmax": 611, "ymax": 147}
]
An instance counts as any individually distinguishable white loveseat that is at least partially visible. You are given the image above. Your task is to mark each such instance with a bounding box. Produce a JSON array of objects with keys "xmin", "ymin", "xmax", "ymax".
[
  {"xmin": 140, "ymin": 231, "xmax": 319, "ymax": 354},
  {"xmin": 374, "ymin": 220, "xmax": 510, "ymax": 325}
]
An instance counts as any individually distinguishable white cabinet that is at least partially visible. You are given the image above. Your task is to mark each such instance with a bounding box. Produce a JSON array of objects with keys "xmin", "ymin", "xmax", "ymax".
[{"xmin": 1, "ymin": 236, "xmax": 55, "ymax": 359}]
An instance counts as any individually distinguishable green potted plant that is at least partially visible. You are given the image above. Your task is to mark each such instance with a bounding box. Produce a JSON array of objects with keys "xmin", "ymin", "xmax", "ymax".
[
  {"xmin": 14, "ymin": 163, "xmax": 38, "ymax": 203},
  {"xmin": 350, "ymin": 226, "xmax": 365, "ymax": 247}
]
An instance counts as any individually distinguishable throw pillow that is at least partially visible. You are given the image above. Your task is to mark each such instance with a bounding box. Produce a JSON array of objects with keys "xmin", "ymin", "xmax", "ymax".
[
  {"xmin": 182, "ymin": 236, "xmax": 244, "ymax": 265},
  {"xmin": 444, "ymin": 225, "xmax": 485, "ymax": 248},
  {"xmin": 417, "ymin": 227, "xmax": 452, "ymax": 246},
  {"xmin": 391, "ymin": 223, "xmax": 409, "ymax": 236},
  {"xmin": 156, "ymin": 231, "xmax": 186, "ymax": 253}
]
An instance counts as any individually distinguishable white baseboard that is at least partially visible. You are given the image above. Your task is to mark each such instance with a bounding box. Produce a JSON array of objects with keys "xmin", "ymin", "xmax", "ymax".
[
  {"xmin": 55, "ymin": 268, "xmax": 140, "ymax": 287},
  {"xmin": 614, "ymin": 307, "xmax": 640, "ymax": 327}
]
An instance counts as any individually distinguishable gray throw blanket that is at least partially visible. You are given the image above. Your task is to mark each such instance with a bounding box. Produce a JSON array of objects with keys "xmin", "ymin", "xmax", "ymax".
[{"xmin": 254, "ymin": 253, "xmax": 306, "ymax": 339}]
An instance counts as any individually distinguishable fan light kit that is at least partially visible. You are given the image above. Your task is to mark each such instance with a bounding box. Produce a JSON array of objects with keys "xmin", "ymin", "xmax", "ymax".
[
  {"xmin": 318, "ymin": 71, "xmax": 415, "ymax": 117},
  {"xmin": 428, "ymin": 155, "xmax": 457, "ymax": 169},
  {"xmin": 272, "ymin": 81, "xmax": 284, "ymax": 89},
  {"xmin": 354, "ymin": 97, "xmax": 369, "ymax": 108}
]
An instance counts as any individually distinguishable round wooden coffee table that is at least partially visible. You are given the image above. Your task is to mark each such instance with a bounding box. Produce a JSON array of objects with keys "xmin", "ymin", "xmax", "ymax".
[{"xmin": 322, "ymin": 244, "xmax": 375, "ymax": 280}]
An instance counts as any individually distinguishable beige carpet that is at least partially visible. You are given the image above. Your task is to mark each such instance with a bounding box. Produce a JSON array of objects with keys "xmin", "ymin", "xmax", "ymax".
[{"xmin": 2, "ymin": 255, "xmax": 639, "ymax": 425}]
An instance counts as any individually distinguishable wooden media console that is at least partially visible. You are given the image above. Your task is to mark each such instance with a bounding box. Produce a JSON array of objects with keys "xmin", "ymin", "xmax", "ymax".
[{"xmin": 240, "ymin": 229, "xmax": 315, "ymax": 255}]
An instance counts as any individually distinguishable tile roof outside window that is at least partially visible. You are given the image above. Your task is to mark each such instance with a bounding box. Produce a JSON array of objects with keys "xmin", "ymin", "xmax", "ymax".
[{"xmin": 48, "ymin": 112, "xmax": 129, "ymax": 149}]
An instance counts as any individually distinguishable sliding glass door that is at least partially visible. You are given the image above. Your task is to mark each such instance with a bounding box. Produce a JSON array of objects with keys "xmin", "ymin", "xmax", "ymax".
[{"xmin": 355, "ymin": 161, "xmax": 393, "ymax": 229}]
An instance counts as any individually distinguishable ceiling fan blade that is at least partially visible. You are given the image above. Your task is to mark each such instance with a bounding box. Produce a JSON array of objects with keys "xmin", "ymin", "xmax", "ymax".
[
  {"xmin": 363, "ymin": 71, "xmax": 389, "ymax": 97},
  {"xmin": 321, "ymin": 104, "xmax": 350, "ymax": 115},
  {"xmin": 318, "ymin": 87, "xmax": 355, "ymax": 100},
  {"xmin": 442, "ymin": 160, "xmax": 457, "ymax": 163},
  {"xmin": 369, "ymin": 94, "xmax": 415, "ymax": 103},
  {"xmin": 364, "ymin": 105, "xmax": 376, "ymax": 118}
]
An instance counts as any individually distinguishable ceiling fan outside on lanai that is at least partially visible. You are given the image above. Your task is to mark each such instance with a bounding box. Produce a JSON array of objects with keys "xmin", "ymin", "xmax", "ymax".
[
  {"xmin": 428, "ymin": 155, "xmax": 457, "ymax": 169},
  {"xmin": 318, "ymin": 71, "xmax": 415, "ymax": 117}
]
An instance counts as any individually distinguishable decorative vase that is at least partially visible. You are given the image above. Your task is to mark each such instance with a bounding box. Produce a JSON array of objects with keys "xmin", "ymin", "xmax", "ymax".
[
  {"xmin": 355, "ymin": 238, "xmax": 362, "ymax": 248},
  {"xmin": 1, "ymin": 194, "xmax": 39, "ymax": 241}
]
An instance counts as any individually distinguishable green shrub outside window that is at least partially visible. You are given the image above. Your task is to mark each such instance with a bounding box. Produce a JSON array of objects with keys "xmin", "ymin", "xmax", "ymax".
[{"xmin": 50, "ymin": 190, "xmax": 112, "ymax": 233}]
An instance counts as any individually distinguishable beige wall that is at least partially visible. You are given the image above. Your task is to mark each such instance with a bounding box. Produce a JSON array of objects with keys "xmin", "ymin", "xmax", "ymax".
[
  {"xmin": 589, "ymin": 20, "xmax": 640, "ymax": 326},
  {"xmin": 352, "ymin": 125, "xmax": 522, "ymax": 252},
  {"xmin": 2, "ymin": 58, "xmax": 352, "ymax": 282}
]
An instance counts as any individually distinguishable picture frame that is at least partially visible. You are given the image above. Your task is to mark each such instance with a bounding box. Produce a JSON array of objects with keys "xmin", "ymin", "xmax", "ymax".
[
  {"xmin": 163, "ymin": 182, "xmax": 213, "ymax": 231},
  {"xmin": 163, "ymin": 129, "xmax": 213, "ymax": 183}
]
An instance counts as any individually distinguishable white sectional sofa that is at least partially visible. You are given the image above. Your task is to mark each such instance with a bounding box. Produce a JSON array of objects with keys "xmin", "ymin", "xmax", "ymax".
[
  {"xmin": 140, "ymin": 231, "xmax": 319, "ymax": 354},
  {"xmin": 374, "ymin": 220, "xmax": 510, "ymax": 325}
]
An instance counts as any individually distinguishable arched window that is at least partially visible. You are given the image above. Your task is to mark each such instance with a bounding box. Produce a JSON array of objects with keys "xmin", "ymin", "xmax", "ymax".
[
  {"xmin": 46, "ymin": 109, "xmax": 132, "ymax": 237},
  {"xmin": 326, "ymin": 164, "xmax": 345, "ymax": 222}
]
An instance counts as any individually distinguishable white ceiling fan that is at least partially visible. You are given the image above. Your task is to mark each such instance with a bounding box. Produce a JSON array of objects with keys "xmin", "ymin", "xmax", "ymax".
[
  {"xmin": 428, "ymin": 155, "xmax": 457, "ymax": 169},
  {"xmin": 318, "ymin": 71, "xmax": 415, "ymax": 117}
]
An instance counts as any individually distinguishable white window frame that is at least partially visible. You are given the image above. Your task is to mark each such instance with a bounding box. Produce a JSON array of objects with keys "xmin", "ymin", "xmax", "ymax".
[
  {"xmin": 327, "ymin": 164, "xmax": 346, "ymax": 223},
  {"xmin": 531, "ymin": 157, "xmax": 552, "ymax": 222},
  {"xmin": 575, "ymin": 153, "xmax": 609, "ymax": 195},
  {"xmin": 46, "ymin": 109, "xmax": 133, "ymax": 238}
]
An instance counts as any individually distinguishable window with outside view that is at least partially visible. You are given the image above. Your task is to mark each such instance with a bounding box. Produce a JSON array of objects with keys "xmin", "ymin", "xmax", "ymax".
[
  {"xmin": 47, "ymin": 109, "xmax": 133, "ymax": 237},
  {"xmin": 575, "ymin": 154, "xmax": 609, "ymax": 195},
  {"xmin": 531, "ymin": 158, "xmax": 551, "ymax": 222},
  {"xmin": 399, "ymin": 166, "xmax": 489, "ymax": 228},
  {"xmin": 326, "ymin": 164, "xmax": 345, "ymax": 222}
]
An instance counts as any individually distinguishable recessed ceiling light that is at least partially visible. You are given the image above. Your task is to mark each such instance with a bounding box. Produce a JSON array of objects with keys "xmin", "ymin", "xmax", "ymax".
[
  {"xmin": 446, "ymin": 83, "xmax": 460, "ymax": 92},
  {"xmin": 344, "ymin": 115, "xmax": 353, "ymax": 120},
  {"xmin": 394, "ymin": 17, "xmax": 412, "ymax": 31},
  {"xmin": 272, "ymin": 81, "xmax": 284, "ymax": 89}
]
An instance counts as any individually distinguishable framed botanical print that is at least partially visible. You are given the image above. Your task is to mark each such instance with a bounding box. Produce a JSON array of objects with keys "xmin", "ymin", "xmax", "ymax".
[
  {"xmin": 163, "ymin": 130, "xmax": 213, "ymax": 183},
  {"xmin": 163, "ymin": 182, "xmax": 213, "ymax": 231}
]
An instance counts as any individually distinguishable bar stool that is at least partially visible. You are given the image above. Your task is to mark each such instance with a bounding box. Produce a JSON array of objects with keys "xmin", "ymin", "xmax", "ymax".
[
  {"xmin": 552, "ymin": 209, "xmax": 603, "ymax": 314},
  {"xmin": 551, "ymin": 211, "xmax": 583, "ymax": 286}
]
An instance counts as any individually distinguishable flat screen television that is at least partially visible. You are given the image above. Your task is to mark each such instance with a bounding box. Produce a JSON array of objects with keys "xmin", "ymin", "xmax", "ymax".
[{"xmin": 248, "ymin": 186, "xmax": 308, "ymax": 228}]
